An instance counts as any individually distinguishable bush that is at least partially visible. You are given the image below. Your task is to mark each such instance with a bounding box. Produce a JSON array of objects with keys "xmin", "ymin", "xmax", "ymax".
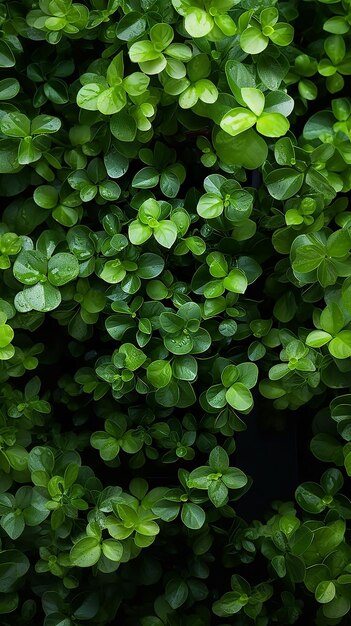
[{"xmin": 1, "ymin": 0, "xmax": 351, "ymax": 624}]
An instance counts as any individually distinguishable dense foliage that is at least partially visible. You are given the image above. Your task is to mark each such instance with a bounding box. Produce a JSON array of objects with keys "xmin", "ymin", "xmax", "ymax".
[{"xmin": 1, "ymin": 0, "xmax": 351, "ymax": 624}]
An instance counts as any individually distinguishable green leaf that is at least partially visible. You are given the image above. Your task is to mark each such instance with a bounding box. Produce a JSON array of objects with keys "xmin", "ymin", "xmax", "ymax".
[
  {"xmin": 213, "ymin": 591, "xmax": 246, "ymax": 616},
  {"xmin": 270, "ymin": 23, "xmax": 294, "ymax": 46},
  {"xmin": 237, "ymin": 362, "xmax": 259, "ymax": 388},
  {"xmin": 181, "ymin": 503, "xmax": 206, "ymax": 529},
  {"xmin": 1, "ymin": 113, "xmax": 30, "ymax": 138},
  {"xmin": 241, "ymin": 88, "xmax": 265, "ymax": 116},
  {"xmin": 214, "ymin": 128, "xmax": 268, "ymax": 169},
  {"xmin": 48, "ymin": 253, "xmax": 79, "ymax": 286},
  {"xmin": 116, "ymin": 12, "xmax": 147, "ymax": 41},
  {"xmin": 306, "ymin": 330, "xmax": 332, "ymax": 348},
  {"xmin": 316, "ymin": 580, "xmax": 336, "ymax": 604},
  {"xmin": 309, "ymin": 520, "xmax": 345, "ymax": 561},
  {"xmin": 293, "ymin": 244, "xmax": 325, "ymax": 273},
  {"xmin": 164, "ymin": 332, "xmax": 193, "ymax": 355},
  {"xmin": 184, "ymin": 8, "xmax": 214, "ymax": 38},
  {"xmin": 325, "ymin": 34, "xmax": 345, "ymax": 66},
  {"xmin": 100, "ymin": 260, "xmax": 126, "ymax": 284},
  {"xmin": 91, "ymin": 433, "xmax": 120, "ymax": 461},
  {"xmin": 15, "ymin": 283, "xmax": 61, "ymax": 312},
  {"xmin": 320, "ymin": 302, "xmax": 344, "ymax": 335},
  {"xmin": 18, "ymin": 137, "xmax": 42, "ymax": 164},
  {"xmin": 303, "ymin": 111, "xmax": 334, "ymax": 141},
  {"xmin": 101, "ymin": 539, "xmax": 123, "ymax": 562},
  {"xmin": 107, "ymin": 52, "xmax": 124, "ymax": 85},
  {"xmin": 323, "ymin": 595, "xmax": 350, "ymax": 619},
  {"xmin": 0, "ymin": 323, "xmax": 14, "ymax": 348},
  {"xmin": 240, "ymin": 26, "xmax": 268, "ymax": 54},
  {"xmin": 222, "ymin": 468, "xmax": 248, "ymax": 489},
  {"xmin": 264, "ymin": 91, "xmax": 295, "ymax": 116},
  {"xmin": 97, "ymin": 86, "xmax": 127, "ymax": 115},
  {"xmin": 165, "ymin": 579, "xmax": 189, "ymax": 609},
  {"xmin": 197, "ymin": 193, "xmax": 223, "ymax": 219},
  {"xmin": 77, "ymin": 83, "xmax": 106, "ymax": 110},
  {"xmin": 172, "ymin": 355, "xmax": 198, "ymax": 381},
  {"xmin": 110, "ymin": 110, "xmax": 137, "ymax": 142},
  {"xmin": 132, "ymin": 167, "xmax": 159, "ymax": 189},
  {"xmin": 209, "ymin": 446, "xmax": 229, "ymax": 472},
  {"xmin": 1, "ymin": 512, "xmax": 25, "ymax": 540},
  {"xmin": 31, "ymin": 115, "xmax": 61, "ymax": 135},
  {"xmin": 160, "ymin": 169, "xmax": 180, "ymax": 198},
  {"xmin": 265, "ymin": 168, "xmax": 304, "ymax": 200},
  {"xmin": 195, "ymin": 79, "xmax": 218, "ymax": 104},
  {"xmin": 137, "ymin": 253, "xmax": 165, "ymax": 279},
  {"xmin": 344, "ymin": 451, "xmax": 351, "ymax": 476},
  {"xmin": 0, "ymin": 41, "xmax": 15, "ymax": 68},
  {"xmin": 272, "ymin": 555, "xmax": 286, "ymax": 578},
  {"xmin": 257, "ymin": 53, "xmax": 289, "ymax": 90},
  {"xmin": 0, "ymin": 550, "xmax": 29, "ymax": 592},
  {"xmin": 119, "ymin": 343, "xmax": 146, "ymax": 370},
  {"xmin": 226, "ymin": 383, "xmax": 253, "ymax": 411},
  {"xmin": 223, "ymin": 269, "xmax": 248, "ymax": 294},
  {"xmin": 70, "ymin": 536, "xmax": 101, "ymax": 567},
  {"xmin": 160, "ymin": 312, "xmax": 184, "ymax": 333},
  {"xmin": 295, "ymin": 482, "xmax": 325, "ymax": 513},
  {"xmin": 33, "ymin": 185, "xmax": 59, "ymax": 209},
  {"xmin": 147, "ymin": 360, "xmax": 172, "ymax": 388},
  {"xmin": 0, "ymin": 139, "xmax": 20, "ymax": 174},
  {"xmin": 128, "ymin": 220, "xmax": 152, "ymax": 245},
  {"xmin": 208, "ymin": 480, "xmax": 228, "ymax": 507},
  {"xmin": 256, "ymin": 112, "xmax": 290, "ymax": 137},
  {"xmin": 0, "ymin": 79, "xmax": 20, "ymax": 100},
  {"xmin": 129, "ymin": 40, "xmax": 160, "ymax": 63},
  {"xmin": 0, "ymin": 592, "xmax": 19, "ymax": 614},
  {"xmin": 13, "ymin": 250, "xmax": 47, "ymax": 285},
  {"xmin": 206, "ymin": 384, "xmax": 227, "ymax": 408},
  {"xmin": 329, "ymin": 331, "xmax": 351, "ymax": 359},
  {"xmin": 220, "ymin": 108, "xmax": 257, "ymax": 137},
  {"xmin": 150, "ymin": 23, "xmax": 174, "ymax": 50},
  {"xmin": 207, "ymin": 252, "xmax": 228, "ymax": 278},
  {"xmin": 4, "ymin": 445, "xmax": 28, "ymax": 471},
  {"xmin": 153, "ymin": 220, "xmax": 178, "ymax": 248},
  {"xmin": 225, "ymin": 60, "xmax": 256, "ymax": 101}
]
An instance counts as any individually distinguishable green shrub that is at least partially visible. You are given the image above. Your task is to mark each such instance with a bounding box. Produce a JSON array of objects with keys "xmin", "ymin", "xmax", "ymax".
[{"xmin": 1, "ymin": 0, "xmax": 351, "ymax": 624}]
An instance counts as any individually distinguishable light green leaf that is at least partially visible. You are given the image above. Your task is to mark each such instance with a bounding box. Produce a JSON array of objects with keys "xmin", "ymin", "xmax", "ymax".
[
  {"xmin": 256, "ymin": 112, "xmax": 290, "ymax": 137},
  {"xmin": 241, "ymin": 88, "xmax": 265, "ymax": 116},
  {"xmin": 101, "ymin": 539, "xmax": 123, "ymax": 562},
  {"xmin": 77, "ymin": 83, "xmax": 106, "ymax": 111},
  {"xmin": 220, "ymin": 107, "xmax": 257, "ymax": 137},
  {"xmin": 329, "ymin": 331, "xmax": 351, "ymax": 359},
  {"xmin": 240, "ymin": 26, "xmax": 268, "ymax": 54},
  {"xmin": 15, "ymin": 283, "xmax": 61, "ymax": 313},
  {"xmin": 214, "ymin": 128, "xmax": 268, "ymax": 169},
  {"xmin": 147, "ymin": 360, "xmax": 173, "ymax": 388},
  {"xmin": 119, "ymin": 343, "xmax": 146, "ymax": 370},
  {"xmin": 223, "ymin": 269, "xmax": 248, "ymax": 294},
  {"xmin": 70, "ymin": 536, "xmax": 101, "ymax": 567},
  {"xmin": 315, "ymin": 581, "xmax": 336, "ymax": 604},
  {"xmin": 128, "ymin": 220, "xmax": 152, "ymax": 245},
  {"xmin": 1, "ymin": 113, "xmax": 30, "ymax": 138},
  {"xmin": 153, "ymin": 220, "xmax": 178, "ymax": 248},
  {"xmin": 96, "ymin": 86, "xmax": 127, "ymax": 115},
  {"xmin": 184, "ymin": 8, "xmax": 214, "ymax": 38},
  {"xmin": 306, "ymin": 330, "xmax": 332, "ymax": 348},
  {"xmin": 197, "ymin": 193, "xmax": 223, "ymax": 219},
  {"xmin": 226, "ymin": 383, "xmax": 253, "ymax": 411}
]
